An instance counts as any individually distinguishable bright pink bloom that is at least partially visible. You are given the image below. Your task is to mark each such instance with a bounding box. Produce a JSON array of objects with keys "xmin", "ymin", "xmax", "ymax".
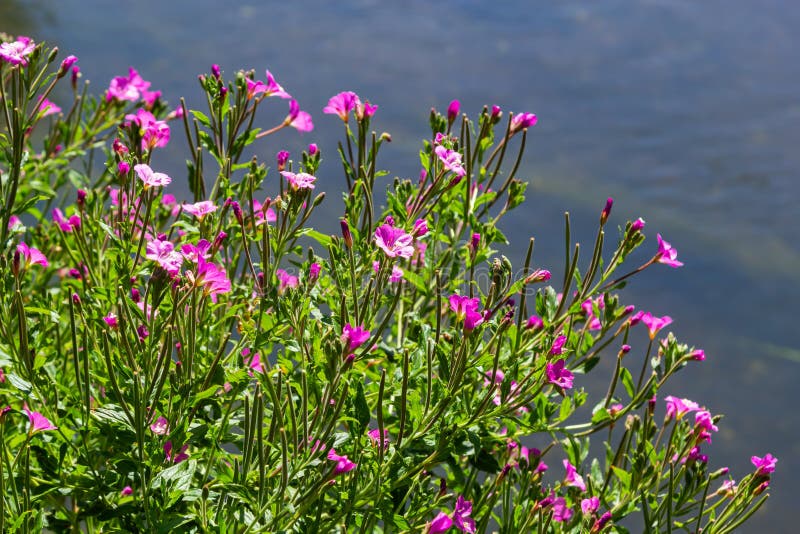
[
  {"xmin": 126, "ymin": 109, "xmax": 170, "ymax": 150},
  {"xmin": 121, "ymin": 486, "xmax": 133, "ymax": 496},
  {"xmin": 23, "ymin": 406, "xmax": 57, "ymax": 433},
  {"xmin": 449, "ymin": 294, "xmax": 484, "ymax": 331},
  {"xmin": 343, "ymin": 324, "xmax": 371, "ymax": 351},
  {"xmin": 150, "ymin": 416, "xmax": 169, "ymax": 435},
  {"xmin": 355, "ymin": 97, "xmax": 378, "ymax": 120},
  {"xmin": 280, "ymin": 171, "xmax": 316, "ymax": 191},
  {"xmin": 107, "ymin": 67, "xmax": 152, "ymax": 103},
  {"xmin": 751, "ymin": 453, "xmax": 777, "ymax": 476},
  {"xmin": 656, "ymin": 234, "xmax": 683, "ymax": 267},
  {"xmin": 581, "ymin": 496, "xmax": 600, "ymax": 515},
  {"xmin": 546, "ymin": 359, "xmax": 574, "ymax": 389},
  {"xmin": 146, "ymin": 239, "xmax": 183, "ymax": 276},
  {"xmin": 134, "ymin": 164, "xmax": 171, "ymax": 188},
  {"xmin": 510, "ymin": 112, "xmax": 538, "ymax": 132},
  {"xmin": 323, "ymin": 91, "xmax": 359, "ymax": 122},
  {"xmin": 180, "ymin": 240, "xmax": 212, "ymax": 263},
  {"xmin": 453, "ymin": 495, "xmax": 476, "ymax": 533},
  {"xmin": 563, "ymin": 459, "xmax": 586, "ymax": 491},
  {"xmin": 447, "ymin": 100, "xmax": 460, "ymax": 123},
  {"xmin": 551, "ymin": 497, "xmax": 573, "ymax": 522},
  {"xmin": 309, "ymin": 262, "xmax": 321, "ymax": 282},
  {"xmin": 374, "ymin": 224, "xmax": 414, "ymax": 259},
  {"xmin": 245, "ymin": 77, "xmax": 267, "ymax": 100},
  {"xmin": 689, "ymin": 349, "xmax": 706, "ymax": 361},
  {"xmin": 103, "ymin": 313, "xmax": 119, "ymax": 329},
  {"xmin": 276, "ymin": 268, "xmax": 299, "ymax": 293},
  {"xmin": 631, "ymin": 217, "xmax": 645, "ymax": 232},
  {"xmin": 7, "ymin": 215, "xmax": 22, "ymax": 230},
  {"xmin": 0, "ymin": 36, "xmax": 35, "ymax": 66},
  {"xmin": 244, "ymin": 349, "xmax": 264, "ymax": 375},
  {"xmin": 664, "ymin": 396, "xmax": 700, "ymax": 420},
  {"xmin": 38, "ymin": 98, "xmax": 61, "ymax": 117},
  {"xmin": 412, "ymin": 218, "xmax": 429, "ymax": 237},
  {"xmin": 389, "ymin": 265, "xmax": 404, "ymax": 283},
  {"xmin": 428, "ymin": 512, "xmax": 453, "ymax": 534},
  {"xmin": 581, "ymin": 296, "xmax": 605, "ymax": 330},
  {"xmin": 195, "ymin": 257, "xmax": 231, "ymax": 296},
  {"xmin": 526, "ymin": 315, "xmax": 544, "ymax": 330},
  {"xmin": 285, "ymin": 99, "xmax": 314, "ymax": 132},
  {"xmin": 694, "ymin": 410, "xmax": 718, "ymax": 443},
  {"xmin": 637, "ymin": 312, "xmax": 672, "ymax": 339},
  {"xmin": 549, "ymin": 334, "xmax": 567, "ymax": 355},
  {"xmin": 16, "ymin": 242, "xmax": 48, "ymax": 268},
  {"xmin": 182, "ymin": 200, "xmax": 218, "ymax": 218},
  {"xmin": 327, "ymin": 449, "xmax": 356, "ymax": 475},
  {"xmin": 264, "ymin": 70, "xmax": 291, "ymax": 99},
  {"xmin": 253, "ymin": 199, "xmax": 277, "ymax": 226},
  {"xmin": 367, "ymin": 428, "xmax": 390, "ymax": 450},
  {"xmin": 593, "ymin": 511, "xmax": 613, "ymax": 531},
  {"xmin": 434, "ymin": 145, "xmax": 466, "ymax": 178},
  {"xmin": 164, "ymin": 441, "xmax": 189, "ymax": 463}
]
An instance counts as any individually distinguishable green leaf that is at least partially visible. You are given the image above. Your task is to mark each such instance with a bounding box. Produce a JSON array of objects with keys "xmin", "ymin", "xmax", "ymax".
[
  {"xmin": 93, "ymin": 405, "xmax": 134, "ymax": 431},
  {"xmin": 620, "ymin": 367, "xmax": 635, "ymax": 399},
  {"xmin": 151, "ymin": 459, "xmax": 197, "ymax": 492},
  {"xmin": 352, "ymin": 380, "xmax": 370, "ymax": 434},
  {"xmin": 190, "ymin": 110, "xmax": 212, "ymax": 128},
  {"xmin": 6, "ymin": 372, "xmax": 33, "ymax": 395}
]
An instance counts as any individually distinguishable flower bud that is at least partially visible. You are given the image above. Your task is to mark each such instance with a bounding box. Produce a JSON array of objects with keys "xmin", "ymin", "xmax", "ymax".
[
  {"xmin": 447, "ymin": 99, "xmax": 460, "ymax": 126},
  {"xmin": 630, "ymin": 217, "xmax": 645, "ymax": 233},
  {"xmin": 470, "ymin": 233, "xmax": 480, "ymax": 252},
  {"xmin": 58, "ymin": 55, "xmax": 78, "ymax": 78},
  {"xmin": 412, "ymin": 218, "xmax": 429, "ymax": 237},
  {"xmin": 340, "ymin": 219, "xmax": 353, "ymax": 249},
  {"xmin": 72, "ymin": 293, "xmax": 81, "ymax": 305},
  {"xmin": 600, "ymin": 197, "xmax": 613, "ymax": 225},
  {"xmin": 276, "ymin": 150, "xmax": 290, "ymax": 172},
  {"xmin": 308, "ymin": 143, "xmax": 318, "ymax": 155},
  {"xmin": 76, "ymin": 189, "xmax": 87, "ymax": 209},
  {"xmin": 71, "ymin": 66, "xmax": 80, "ymax": 90},
  {"xmin": 211, "ymin": 64, "xmax": 221, "ymax": 80}
]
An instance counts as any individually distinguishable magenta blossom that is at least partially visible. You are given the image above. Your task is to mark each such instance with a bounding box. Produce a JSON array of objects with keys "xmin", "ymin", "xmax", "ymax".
[
  {"xmin": 631, "ymin": 217, "xmax": 646, "ymax": 232},
  {"xmin": 194, "ymin": 257, "xmax": 231, "ymax": 296},
  {"xmin": 563, "ymin": 459, "xmax": 587, "ymax": 491},
  {"xmin": 327, "ymin": 449, "xmax": 357, "ymax": 475},
  {"xmin": 38, "ymin": 98, "xmax": 61, "ymax": 117},
  {"xmin": 181, "ymin": 240, "xmax": 212, "ymax": 263},
  {"xmin": 546, "ymin": 359, "xmax": 574, "ymax": 389},
  {"xmin": 0, "ymin": 36, "xmax": 35, "ymax": 66},
  {"xmin": 323, "ymin": 91, "xmax": 359, "ymax": 122},
  {"xmin": 581, "ymin": 496, "xmax": 600, "ymax": 515},
  {"xmin": 367, "ymin": 428, "xmax": 390, "ymax": 450},
  {"xmin": 146, "ymin": 239, "xmax": 183, "ymax": 277},
  {"xmin": 107, "ymin": 67, "xmax": 152, "ymax": 102},
  {"xmin": 121, "ymin": 486, "xmax": 133, "ymax": 496},
  {"xmin": 688, "ymin": 349, "xmax": 706, "ymax": 361},
  {"xmin": 549, "ymin": 334, "xmax": 567, "ymax": 355},
  {"xmin": 134, "ymin": 163, "xmax": 171, "ymax": 188},
  {"xmin": 53, "ymin": 208, "xmax": 79, "ymax": 232},
  {"xmin": 510, "ymin": 112, "xmax": 538, "ymax": 133},
  {"xmin": 551, "ymin": 497, "xmax": 573, "ymax": 522},
  {"xmin": 276, "ymin": 268, "xmax": 299, "ymax": 293},
  {"xmin": 751, "ymin": 453, "xmax": 777, "ymax": 477},
  {"xmin": 428, "ymin": 512, "xmax": 453, "ymax": 533},
  {"xmin": 389, "ymin": 265, "xmax": 404, "ymax": 283},
  {"xmin": 665, "ymin": 395, "xmax": 700, "ymax": 420},
  {"xmin": 23, "ymin": 406, "xmax": 57, "ymax": 434},
  {"xmin": 434, "ymin": 145, "xmax": 467, "ymax": 178},
  {"xmin": 149, "ymin": 416, "xmax": 169, "ymax": 435},
  {"xmin": 280, "ymin": 170, "xmax": 317, "ymax": 191},
  {"xmin": 449, "ymin": 294, "xmax": 484, "ymax": 331},
  {"xmin": 343, "ymin": 324, "xmax": 371, "ymax": 351},
  {"xmin": 374, "ymin": 224, "xmax": 415, "ymax": 259},
  {"xmin": 355, "ymin": 97, "xmax": 378, "ymax": 120},
  {"xmin": 16, "ymin": 242, "xmax": 48, "ymax": 269},
  {"xmin": 126, "ymin": 109, "xmax": 170, "ymax": 149},
  {"xmin": 656, "ymin": 234, "xmax": 683, "ymax": 267},
  {"xmin": 694, "ymin": 410, "xmax": 719, "ymax": 444},
  {"xmin": 103, "ymin": 313, "xmax": 119, "ymax": 329},
  {"xmin": 244, "ymin": 349, "xmax": 265, "ymax": 375},
  {"xmin": 164, "ymin": 441, "xmax": 189, "ymax": 464},
  {"xmin": 453, "ymin": 495, "xmax": 476, "ymax": 533},
  {"xmin": 526, "ymin": 315, "xmax": 544, "ymax": 330},
  {"xmin": 636, "ymin": 312, "xmax": 673, "ymax": 339},
  {"xmin": 447, "ymin": 99, "xmax": 460, "ymax": 123},
  {"xmin": 182, "ymin": 200, "xmax": 218, "ymax": 219},
  {"xmin": 264, "ymin": 70, "xmax": 291, "ymax": 99},
  {"xmin": 285, "ymin": 99, "xmax": 314, "ymax": 132}
]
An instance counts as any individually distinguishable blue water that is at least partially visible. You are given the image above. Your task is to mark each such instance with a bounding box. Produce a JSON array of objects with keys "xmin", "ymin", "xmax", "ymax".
[{"xmin": 3, "ymin": 1, "xmax": 798, "ymax": 530}]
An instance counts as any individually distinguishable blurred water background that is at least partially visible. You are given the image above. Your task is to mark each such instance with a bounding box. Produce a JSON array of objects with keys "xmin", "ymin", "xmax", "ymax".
[{"xmin": 3, "ymin": 1, "xmax": 798, "ymax": 530}]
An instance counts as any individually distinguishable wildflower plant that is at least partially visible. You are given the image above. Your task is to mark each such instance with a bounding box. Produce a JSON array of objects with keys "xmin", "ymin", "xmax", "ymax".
[{"xmin": 0, "ymin": 35, "xmax": 776, "ymax": 532}]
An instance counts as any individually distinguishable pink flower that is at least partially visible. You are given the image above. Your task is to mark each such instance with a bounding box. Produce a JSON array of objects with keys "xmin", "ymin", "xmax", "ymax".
[
  {"xmin": 600, "ymin": 197, "xmax": 613, "ymax": 224},
  {"xmin": 510, "ymin": 112, "xmax": 538, "ymax": 132},
  {"xmin": 453, "ymin": 496, "xmax": 476, "ymax": 533},
  {"xmin": 343, "ymin": 324, "xmax": 371, "ymax": 351},
  {"xmin": 563, "ymin": 459, "xmax": 586, "ymax": 491},
  {"xmin": 7, "ymin": 215, "xmax": 22, "ymax": 230},
  {"xmin": 367, "ymin": 428, "xmax": 390, "ymax": 450},
  {"xmin": 448, "ymin": 294, "xmax": 484, "ymax": 331},
  {"xmin": 0, "ymin": 36, "xmax": 35, "ymax": 66},
  {"xmin": 103, "ymin": 313, "xmax": 119, "ymax": 329},
  {"xmin": 355, "ymin": 98, "xmax": 378, "ymax": 120},
  {"xmin": 327, "ymin": 449, "xmax": 356, "ymax": 475},
  {"xmin": 447, "ymin": 100, "xmax": 460, "ymax": 123},
  {"xmin": 656, "ymin": 234, "xmax": 683, "ymax": 267},
  {"xmin": 546, "ymin": 359, "xmax": 574, "ymax": 389},
  {"xmin": 411, "ymin": 219, "xmax": 429, "ymax": 238},
  {"xmin": 244, "ymin": 349, "xmax": 264, "ymax": 375},
  {"xmin": 264, "ymin": 70, "xmax": 291, "ymax": 99},
  {"xmin": 146, "ymin": 239, "xmax": 183, "ymax": 276},
  {"xmin": 688, "ymin": 349, "xmax": 706, "ymax": 361},
  {"xmin": 751, "ymin": 453, "xmax": 777, "ymax": 476},
  {"xmin": 694, "ymin": 410, "xmax": 718, "ymax": 444},
  {"xmin": 194, "ymin": 257, "xmax": 231, "ymax": 296},
  {"xmin": 592, "ymin": 511, "xmax": 613, "ymax": 531},
  {"xmin": 126, "ymin": 109, "xmax": 170, "ymax": 150},
  {"xmin": 150, "ymin": 416, "xmax": 169, "ymax": 435},
  {"xmin": 664, "ymin": 396, "xmax": 700, "ymax": 420},
  {"xmin": 549, "ymin": 334, "xmax": 567, "ymax": 355},
  {"xmin": 23, "ymin": 406, "xmax": 57, "ymax": 434},
  {"xmin": 120, "ymin": 486, "xmax": 133, "ymax": 496},
  {"xmin": 374, "ymin": 224, "xmax": 415, "ymax": 259},
  {"xmin": 16, "ymin": 242, "xmax": 48, "ymax": 268},
  {"xmin": 581, "ymin": 496, "xmax": 600, "ymax": 515},
  {"xmin": 428, "ymin": 512, "xmax": 453, "ymax": 534},
  {"xmin": 180, "ymin": 240, "xmax": 212, "ymax": 263},
  {"xmin": 107, "ymin": 67, "xmax": 152, "ymax": 103},
  {"xmin": 631, "ymin": 217, "xmax": 645, "ymax": 232},
  {"xmin": 134, "ymin": 164, "xmax": 171, "ymax": 188},
  {"xmin": 309, "ymin": 262, "xmax": 321, "ymax": 282},
  {"xmin": 253, "ymin": 199, "xmax": 277, "ymax": 226},
  {"xmin": 525, "ymin": 269, "xmax": 551, "ymax": 284},
  {"xmin": 245, "ymin": 77, "xmax": 267, "ymax": 100},
  {"xmin": 389, "ymin": 265, "xmax": 404, "ymax": 283},
  {"xmin": 526, "ymin": 315, "xmax": 544, "ymax": 330},
  {"xmin": 637, "ymin": 312, "xmax": 672, "ymax": 340},
  {"xmin": 551, "ymin": 497, "xmax": 572, "ymax": 522},
  {"xmin": 280, "ymin": 171, "xmax": 317, "ymax": 191},
  {"xmin": 164, "ymin": 441, "xmax": 189, "ymax": 463},
  {"xmin": 276, "ymin": 268, "xmax": 299, "ymax": 293},
  {"xmin": 581, "ymin": 296, "xmax": 605, "ymax": 331},
  {"xmin": 285, "ymin": 99, "xmax": 314, "ymax": 132},
  {"xmin": 323, "ymin": 91, "xmax": 359, "ymax": 122},
  {"xmin": 38, "ymin": 98, "xmax": 61, "ymax": 117},
  {"xmin": 182, "ymin": 200, "xmax": 218, "ymax": 219},
  {"xmin": 434, "ymin": 145, "xmax": 466, "ymax": 178},
  {"xmin": 52, "ymin": 208, "xmax": 76, "ymax": 232}
]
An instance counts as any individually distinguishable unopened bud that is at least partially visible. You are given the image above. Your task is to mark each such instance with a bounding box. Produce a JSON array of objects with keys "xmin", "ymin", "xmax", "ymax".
[
  {"xmin": 340, "ymin": 219, "xmax": 353, "ymax": 249},
  {"xmin": 447, "ymin": 99, "xmax": 460, "ymax": 125},
  {"xmin": 600, "ymin": 197, "xmax": 613, "ymax": 225},
  {"xmin": 58, "ymin": 55, "xmax": 78, "ymax": 78}
]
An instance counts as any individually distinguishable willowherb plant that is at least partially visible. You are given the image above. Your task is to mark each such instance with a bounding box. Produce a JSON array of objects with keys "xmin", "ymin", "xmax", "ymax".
[{"xmin": 0, "ymin": 35, "xmax": 776, "ymax": 533}]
